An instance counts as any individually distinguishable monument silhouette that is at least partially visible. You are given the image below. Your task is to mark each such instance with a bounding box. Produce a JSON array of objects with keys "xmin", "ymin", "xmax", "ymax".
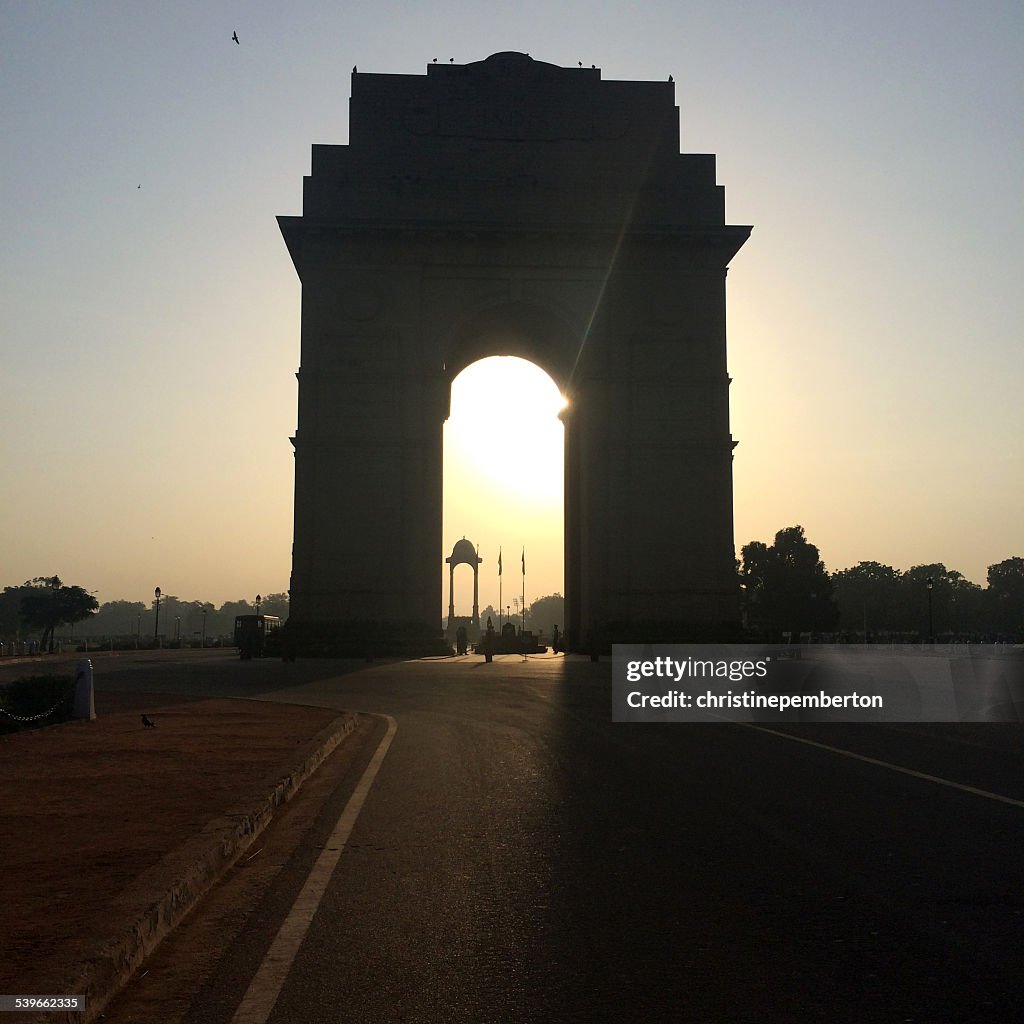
[{"xmin": 279, "ymin": 52, "xmax": 751, "ymax": 653}]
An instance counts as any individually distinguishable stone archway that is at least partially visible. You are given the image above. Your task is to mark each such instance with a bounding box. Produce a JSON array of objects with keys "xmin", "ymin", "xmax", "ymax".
[{"xmin": 279, "ymin": 52, "xmax": 751, "ymax": 652}]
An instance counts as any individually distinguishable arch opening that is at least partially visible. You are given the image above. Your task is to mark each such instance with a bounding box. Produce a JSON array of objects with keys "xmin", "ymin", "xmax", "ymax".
[
  {"xmin": 442, "ymin": 300, "xmax": 578, "ymax": 398},
  {"xmin": 443, "ymin": 356, "xmax": 566, "ymax": 644}
]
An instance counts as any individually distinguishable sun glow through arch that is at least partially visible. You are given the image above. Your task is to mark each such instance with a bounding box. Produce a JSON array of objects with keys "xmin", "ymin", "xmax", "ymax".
[{"xmin": 442, "ymin": 356, "xmax": 566, "ymax": 621}]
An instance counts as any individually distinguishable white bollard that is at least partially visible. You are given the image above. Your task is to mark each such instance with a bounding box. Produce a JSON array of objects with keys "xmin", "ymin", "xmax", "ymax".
[{"xmin": 73, "ymin": 658, "xmax": 95, "ymax": 720}]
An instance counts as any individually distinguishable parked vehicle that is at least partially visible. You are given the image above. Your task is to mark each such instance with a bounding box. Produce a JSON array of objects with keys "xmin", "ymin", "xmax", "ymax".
[{"xmin": 233, "ymin": 614, "xmax": 282, "ymax": 659}]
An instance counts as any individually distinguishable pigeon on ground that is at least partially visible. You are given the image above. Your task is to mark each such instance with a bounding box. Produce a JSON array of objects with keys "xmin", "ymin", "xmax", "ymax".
[{"xmin": 141, "ymin": 714, "xmax": 156, "ymax": 728}]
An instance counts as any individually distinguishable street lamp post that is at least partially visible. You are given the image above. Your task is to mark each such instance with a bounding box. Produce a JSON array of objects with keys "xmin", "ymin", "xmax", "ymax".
[
  {"xmin": 154, "ymin": 587, "xmax": 162, "ymax": 646},
  {"xmin": 255, "ymin": 594, "xmax": 262, "ymax": 618},
  {"xmin": 49, "ymin": 576, "xmax": 61, "ymax": 653},
  {"xmin": 202, "ymin": 608, "xmax": 207, "ymax": 649},
  {"xmin": 926, "ymin": 576, "xmax": 934, "ymax": 645}
]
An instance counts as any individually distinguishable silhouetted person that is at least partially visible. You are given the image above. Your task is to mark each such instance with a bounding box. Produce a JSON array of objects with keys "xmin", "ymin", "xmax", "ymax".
[
  {"xmin": 141, "ymin": 715, "xmax": 156, "ymax": 728},
  {"xmin": 456, "ymin": 625, "xmax": 468, "ymax": 655}
]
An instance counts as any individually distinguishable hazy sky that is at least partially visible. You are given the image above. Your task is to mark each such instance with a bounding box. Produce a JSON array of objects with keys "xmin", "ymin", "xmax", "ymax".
[{"xmin": 2, "ymin": 1, "xmax": 1021, "ymax": 614}]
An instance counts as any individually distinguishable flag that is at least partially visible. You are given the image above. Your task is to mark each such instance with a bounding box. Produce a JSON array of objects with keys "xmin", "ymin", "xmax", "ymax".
[
  {"xmin": 498, "ymin": 548, "xmax": 502, "ymax": 576},
  {"xmin": 522, "ymin": 548, "xmax": 525, "ymax": 575}
]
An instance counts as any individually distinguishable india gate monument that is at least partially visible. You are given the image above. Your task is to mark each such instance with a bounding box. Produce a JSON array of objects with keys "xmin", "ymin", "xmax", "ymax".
[{"xmin": 278, "ymin": 52, "xmax": 751, "ymax": 653}]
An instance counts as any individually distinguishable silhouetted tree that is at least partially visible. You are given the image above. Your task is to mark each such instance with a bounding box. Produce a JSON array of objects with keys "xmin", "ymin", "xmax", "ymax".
[
  {"xmin": 87, "ymin": 599, "xmax": 147, "ymax": 638},
  {"xmin": 900, "ymin": 564, "xmax": 983, "ymax": 639},
  {"xmin": 738, "ymin": 540, "xmax": 773, "ymax": 631},
  {"xmin": 528, "ymin": 593, "xmax": 564, "ymax": 635},
  {"xmin": 985, "ymin": 557, "xmax": 1024, "ymax": 639},
  {"xmin": 740, "ymin": 526, "xmax": 838, "ymax": 638},
  {"xmin": 832, "ymin": 561, "xmax": 902, "ymax": 638},
  {"xmin": 259, "ymin": 592, "xmax": 290, "ymax": 618},
  {"xmin": 218, "ymin": 600, "xmax": 256, "ymax": 635},
  {"xmin": 184, "ymin": 601, "xmax": 216, "ymax": 642},
  {"xmin": 0, "ymin": 586, "xmax": 28, "ymax": 640},
  {"xmin": 19, "ymin": 576, "xmax": 98, "ymax": 651}
]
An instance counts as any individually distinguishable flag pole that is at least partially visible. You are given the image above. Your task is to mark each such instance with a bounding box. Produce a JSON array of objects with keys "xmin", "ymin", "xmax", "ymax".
[{"xmin": 521, "ymin": 547, "xmax": 526, "ymax": 634}]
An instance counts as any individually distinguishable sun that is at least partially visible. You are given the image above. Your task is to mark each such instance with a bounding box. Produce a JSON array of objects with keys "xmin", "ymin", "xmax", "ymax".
[{"xmin": 445, "ymin": 357, "xmax": 566, "ymax": 501}]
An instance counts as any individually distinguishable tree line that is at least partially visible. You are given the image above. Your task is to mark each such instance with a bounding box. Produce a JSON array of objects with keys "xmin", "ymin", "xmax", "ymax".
[
  {"xmin": 4, "ymin": 536, "xmax": 1021, "ymax": 652},
  {"xmin": 512, "ymin": 539, "xmax": 1022, "ymax": 642},
  {"xmin": 740, "ymin": 526, "xmax": 1023, "ymax": 641},
  {"xmin": 0, "ymin": 578, "xmax": 289, "ymax": 650},
  {"xmin": 473, "ymin": 593, "xmax": 565, "ymax": 638}
]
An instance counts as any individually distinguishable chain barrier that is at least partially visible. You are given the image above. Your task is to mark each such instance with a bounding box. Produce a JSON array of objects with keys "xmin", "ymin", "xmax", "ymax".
[{"xmin": 0, "ymin": 699, "xmax": 68, "ymax": 723}]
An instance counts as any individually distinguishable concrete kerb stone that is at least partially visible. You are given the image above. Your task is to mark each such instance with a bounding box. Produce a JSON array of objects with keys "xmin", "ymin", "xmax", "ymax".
[{"xmin": 31, "ymin": 710, "xmax": 360, "ymax": 1024}]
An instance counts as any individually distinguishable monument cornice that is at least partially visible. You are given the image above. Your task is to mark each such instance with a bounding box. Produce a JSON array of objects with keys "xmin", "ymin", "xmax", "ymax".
[
  {"xmin": 292, "ymin": 218, "xmax": 749, "ymax": 245},
  {"xmin": 279, "ymin": 215, "xmax": 751, "ymax": 273}
]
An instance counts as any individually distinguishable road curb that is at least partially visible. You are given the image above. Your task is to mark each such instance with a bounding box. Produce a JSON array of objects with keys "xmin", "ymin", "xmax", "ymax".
[{"xmin": 36, "ymin": 710, "xmax": 360, "ymax": 1024}]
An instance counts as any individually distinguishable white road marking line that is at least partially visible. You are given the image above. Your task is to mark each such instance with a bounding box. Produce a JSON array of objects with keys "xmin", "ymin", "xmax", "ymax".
[
  {"xmin": 743, "ymin": 722, "xmax": 1024, "ymax": 810},
  {"xmin": 230, "ymin": 714, "xmax": 398, "ymax": 1024}
]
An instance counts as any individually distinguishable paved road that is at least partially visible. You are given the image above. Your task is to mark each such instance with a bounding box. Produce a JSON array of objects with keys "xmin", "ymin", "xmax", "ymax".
[{"xmin": 93, "ymin": 650, "xmax": 1024, "ymax": 1022}]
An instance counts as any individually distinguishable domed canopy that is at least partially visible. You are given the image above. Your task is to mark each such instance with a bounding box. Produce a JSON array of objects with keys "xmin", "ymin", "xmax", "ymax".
[{"xmin": 446, "ymin": 537, "xmax": 482, "ymax": 567}]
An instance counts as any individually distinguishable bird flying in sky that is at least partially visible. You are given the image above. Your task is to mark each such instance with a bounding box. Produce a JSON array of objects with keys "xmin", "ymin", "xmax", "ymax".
[{"xmin": 232, "ymin": 31, "xmax": 239, "ymax": 44}]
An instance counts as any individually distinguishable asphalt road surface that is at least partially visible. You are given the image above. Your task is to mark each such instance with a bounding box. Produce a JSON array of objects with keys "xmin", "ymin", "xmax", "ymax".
[{"xmin": 89, "ymin": 650, "xmax": 1024, "ymax": 1022}]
